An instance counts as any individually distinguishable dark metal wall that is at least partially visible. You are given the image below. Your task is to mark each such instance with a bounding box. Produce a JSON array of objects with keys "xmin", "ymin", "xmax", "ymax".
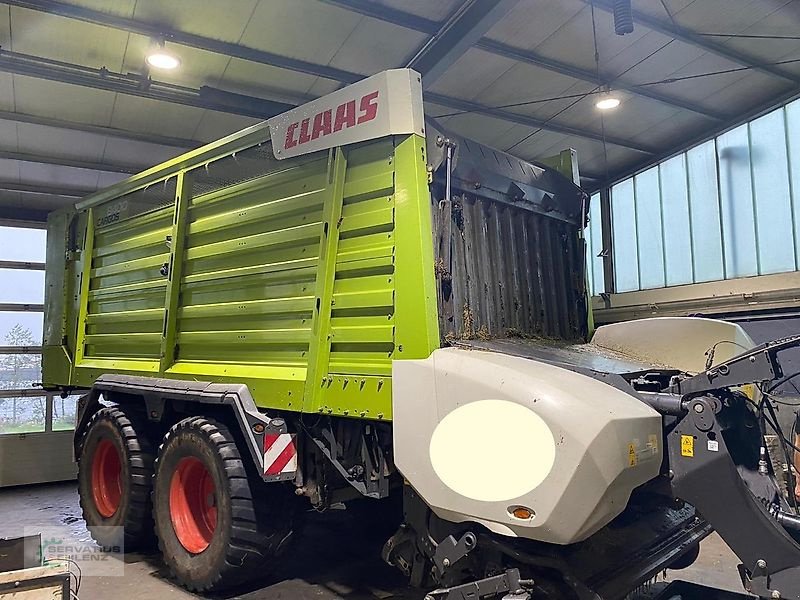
[
  {"xmin": 427, "ymin": 124, "xmax": 589, "ymax": 344},
  {"xmin": 433, "ymin": 196, "xmax": 586, "ymax": 342}
]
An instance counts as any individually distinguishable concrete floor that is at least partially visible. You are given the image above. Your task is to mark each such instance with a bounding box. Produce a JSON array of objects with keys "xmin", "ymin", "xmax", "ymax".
[{"xmin": 0, "ymin": 482, "xmax": 748, "ymax": 599}]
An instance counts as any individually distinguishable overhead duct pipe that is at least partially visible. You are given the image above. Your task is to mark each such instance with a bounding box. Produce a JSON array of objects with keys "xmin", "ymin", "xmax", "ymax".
[{"xmin": 613, "ymin": 0, "xmax": 634, "ymax": 35}]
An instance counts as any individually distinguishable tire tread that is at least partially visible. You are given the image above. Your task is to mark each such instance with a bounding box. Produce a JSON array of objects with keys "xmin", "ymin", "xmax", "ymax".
[
  {"xmin": 153, "ymin": 416, "xmax": 293, "ymax": 592},
  {"xmin": 77, "ymin": 405, "xmax": 155, "ymax": 550}
]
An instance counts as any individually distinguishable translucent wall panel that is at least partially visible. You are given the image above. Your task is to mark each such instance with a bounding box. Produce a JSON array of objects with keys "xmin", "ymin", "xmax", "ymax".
[
  {"xmin": 0, "ymin": 311, "xmax": 43, "ymax": 344},
  {"xmin": 605, "ymin": 99, "xmax": 800, "ymax": 293},
  {"xmin": 0, "ymin": 353, "xmax": 41, "ymax": 389},
  {"xmin": 750, "ymin": 110, "xmax": 795, "ymax": 274},
  {"xmin": 0, "ymin": 397, "xmax": 46, "ymax": 434},
  {"xmin": 659, "ymin": 155, "xmax": 693, "ymax": 286},
  {"xmin": 0, "ymin": 269, "xmax": 45, "ymax": 304},
  {"xmin": 717, "ymin": 124, "xmax": 758, "ymax": 278},
  {"xmin": 0, "ymin": 227, "xmax": 46, "ymax": 262},
  {"xmin": 686, "ymin": 141, "xmax": 724, "ymax": 283},
  {"xmin": 53, "ymin": 395, "xmax": 80, "ymax": 431},
  {"xmin": 611, "ymin": 179, "xmax": 639, "ymax": 292},
  {"xmin": 634, "ymin": 167, "xmax": 666, "ymax": 289},
  {"xmin": 588, "ymin": 193, "xmax": 605, "ymax": 294},
  {"xmin": 784, "ymin": 99, "xmax": 800, "ymax": 269}
]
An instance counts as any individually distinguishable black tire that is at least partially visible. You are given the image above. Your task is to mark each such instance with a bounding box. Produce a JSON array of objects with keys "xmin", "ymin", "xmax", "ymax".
[
  {"xmin": 152, "ymin": 416, "xmax": 294, "ymax": 592},
  {"xmin": 77, "ymin": 406, "xmax": 155, "ymax": 550}
]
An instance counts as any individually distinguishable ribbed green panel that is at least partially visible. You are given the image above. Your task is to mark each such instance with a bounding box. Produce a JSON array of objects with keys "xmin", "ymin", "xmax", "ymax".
[
  {"xmin": 84, "ymin": 205, "xmax": 172, "ymax": 359},
  {"xmin": 330, "ymin": 140, "xmax": 396, "ymax": 378},
  {"xmin": 175, "ymin": 156, "xmax": 329, "ymax": 368},
  {"xmin": 57, "ymin": 134, "xmax": 439, "ymax": 419}
]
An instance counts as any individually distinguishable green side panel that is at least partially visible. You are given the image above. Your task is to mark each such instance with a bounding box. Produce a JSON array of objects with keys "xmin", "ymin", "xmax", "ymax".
[
  {"xmin": 58, "ymin": 134, "xmax": 440, "ymax": 420},
  {"xmin": 81, "ymin": 204, "xmax": 171, "ymax": 368},
  {"xmin": 393, "ymin": 134, "xmax": 440, "ymax": 361}
]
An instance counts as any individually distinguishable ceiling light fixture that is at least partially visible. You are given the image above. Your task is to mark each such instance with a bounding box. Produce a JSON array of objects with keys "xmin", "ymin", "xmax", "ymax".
[
  {"xmin": 595, "ymin": 90, "xmax": 621, "ymax": 110},
  {"xmin": 146, "ymin": 40, "xmax": 181, "ymax": 70}
]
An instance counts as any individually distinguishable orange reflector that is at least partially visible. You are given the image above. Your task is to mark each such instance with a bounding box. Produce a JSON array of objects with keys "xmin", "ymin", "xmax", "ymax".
[{"xmin": 511, "ymin": 507, "xmax": 534, "ymax": 520}]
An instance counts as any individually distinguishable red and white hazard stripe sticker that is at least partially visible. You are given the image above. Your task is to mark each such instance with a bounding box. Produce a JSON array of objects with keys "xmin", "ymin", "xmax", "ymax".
[{"xmin": 263, "ymin": 433, "xmax": 297, "ymax": 476}]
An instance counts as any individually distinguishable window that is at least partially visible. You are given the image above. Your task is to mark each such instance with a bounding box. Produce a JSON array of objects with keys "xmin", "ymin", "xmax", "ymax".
[
  {"xmin": 585, "ymin": 193, "xmax": 605, "ymax": 295},
  {"xmin": 0, "ymin": 223, "xmax": 48, "ymax": 435},
  {"xmin": 53, "ymin": 395, "xmax": 79, "ymax": 431},
  {"xmin": 611, "ymin": 179, "xmax": 639, "ymax": 292},
  {"xmin": 0, "ymin": 395, "xmax": 46, "ymax": 434},
  {"xmin": 660, "ymin": 155, "xmax": 692, "ymax": 286},
  {"xmin": 0, "ymin": 227, "xmax": 46, "ymax": 262},
  {"xmin": 606, "ymin": 96, "xmax": 800, "ymax": 292}
]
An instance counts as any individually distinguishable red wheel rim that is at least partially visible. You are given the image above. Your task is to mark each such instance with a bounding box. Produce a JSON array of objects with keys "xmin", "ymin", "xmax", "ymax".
[
  {"xmin": 91, "ymin": 439, "xmax": 122, "ymax": 518},
  {"xmin": 169, "ymin": 457, "xmax": 217, "ymax": 554}
]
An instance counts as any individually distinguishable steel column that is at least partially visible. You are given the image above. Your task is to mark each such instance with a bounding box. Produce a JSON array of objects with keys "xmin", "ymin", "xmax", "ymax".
[{"xmin": 599, "ymin": 187, "xmax": 615, "ymax": 295}]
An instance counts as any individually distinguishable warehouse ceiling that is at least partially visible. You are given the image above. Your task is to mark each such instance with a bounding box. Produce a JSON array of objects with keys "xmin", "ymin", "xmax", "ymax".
[{"xmin": 0, "ymin": 0, "xmax": 799, "ymax": 220}]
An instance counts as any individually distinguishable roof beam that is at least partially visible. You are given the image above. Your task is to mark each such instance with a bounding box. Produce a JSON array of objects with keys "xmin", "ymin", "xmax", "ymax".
[
  {"xmin": 3, "ymin": 0, "xmax": 361, "ymax": 84},
  {"xmin": 7, "ymin": 0, "xmax": 728, "ymax": 125},
  {"xmin": 0, "ymin": 206, "xmax": 53, "ymax": 222},
  {"xmin": 0, "ymin": 109, "xmax": 200, "ymax": 148},
  {"xmin": 587, "ymin": 0, "xmax": 800, "ymax": 85},
  {"xmin": 426, "ymin": 92, "xmax": 655, "ymax": 154},
  {"xmin": 322, "ymin": 0, "xmax": 439, "ymax": 31},
  {"xmin": 408, "ymin": 0, "xmax": 520, "ymax": 87},
  {"xmin": 0, "ymin": 216, "xmax": 46, "ymax": 228},
  {"xmin": 0, "ymin": 50, "xmax": 651, "ymax": 155},
  {"xmin": 0, "ymin": 180, "xmax": 96, "ymax": 198},
  {"xmin": 0, "ymin": 150, "xmax": 141, "ymax": 174},
  {"xmin": 0, "ymin": 50, "xmax": 294, "ymax": 119},
  {"xmin": 478, "ymin": 39, "xmax": 728, "ymax": 121},
  {"xmin": 322, "ymin": 0, "xmax": 728, "ymax": 121}
]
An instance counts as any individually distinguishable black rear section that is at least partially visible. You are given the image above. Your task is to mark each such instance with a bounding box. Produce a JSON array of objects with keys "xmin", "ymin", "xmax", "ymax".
[{"xmin": 426, "ymin": 121, "xmax": 589, "ymax": 344}]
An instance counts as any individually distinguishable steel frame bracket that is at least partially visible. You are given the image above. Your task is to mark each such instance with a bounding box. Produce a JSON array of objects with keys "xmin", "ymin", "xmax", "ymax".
[
  {"xmin": 667, "ymin": 396, "xmax": 800, "ymax": 599},
  {"xmin": 425, "ymin": 568, "xmax": 531, "ymax": 600},
  {"xmin": 671, "ymin": 334, "xmax": 800, "ymax": 395}
]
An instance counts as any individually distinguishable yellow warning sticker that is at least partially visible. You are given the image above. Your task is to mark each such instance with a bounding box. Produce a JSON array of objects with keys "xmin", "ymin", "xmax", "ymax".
[
  {"xmin": 628, "ymin": 442, "xmax": 638, "ymax": 467},
  {"xmin": 648, "ymin": 434, "xmax": 658, "ymax": 453},
  {"xmin": 681, "ymin": 435, "xmax": 694, "ymax": 457}
]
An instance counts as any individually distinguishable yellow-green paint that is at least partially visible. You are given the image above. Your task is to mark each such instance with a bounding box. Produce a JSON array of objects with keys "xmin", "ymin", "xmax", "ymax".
[
  {"xmin": 43, "ymin": 134, "xmax": 440, "ymax": 421},
  {"xmin": 393, "ymin": 134, "xmax": 440, "ymax": 361},
  {"xmin": 303, "ymin": 147, "xmax": 347, "ymax": 416},
  {"xmin": 159, "ymin": 171, "xmax": 191, "ymax": 372}
]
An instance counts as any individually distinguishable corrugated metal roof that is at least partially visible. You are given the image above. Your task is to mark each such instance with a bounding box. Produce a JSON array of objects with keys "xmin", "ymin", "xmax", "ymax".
[{"xmin": 0, "ymin": 0, "xmax": 798, "ymax": 218}]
